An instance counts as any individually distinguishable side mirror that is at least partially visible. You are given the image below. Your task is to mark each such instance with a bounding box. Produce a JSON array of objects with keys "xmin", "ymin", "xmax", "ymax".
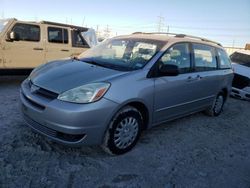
[
  {"xmin": 159, "ymin": 64, "xmax": 179, "ymax": 76},
  {"xmin": 7, "ymin": 31, "xmax": 17, "ymax": 41}
]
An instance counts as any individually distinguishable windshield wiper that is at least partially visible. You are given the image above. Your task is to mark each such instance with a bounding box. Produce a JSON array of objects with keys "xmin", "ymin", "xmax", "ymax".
[
  {"xmin": 79, "ymin": 58, "xmax": 107, "ymax": 68},
  {"xmin": 104, "ymin": 64, "xmax": 132, "ymax": 71},
  {"xmin": 77, "ymin": 58, "xmax": 132, "ymax": 71}
]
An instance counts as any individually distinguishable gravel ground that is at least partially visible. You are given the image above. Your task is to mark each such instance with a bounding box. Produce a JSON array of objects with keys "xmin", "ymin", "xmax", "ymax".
[{"xmin": 0, "ymin": 76, "xmax": 250, "ymax": 188}]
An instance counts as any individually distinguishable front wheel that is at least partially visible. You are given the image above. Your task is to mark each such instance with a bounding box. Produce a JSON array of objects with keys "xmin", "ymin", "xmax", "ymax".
[
  {"xmin": 205, "ymin": 92, "xmax": 225, "ymax": 116},
  {"xmin": 102, "ymin": 106, "xmax": 143, "ymax": 155}
]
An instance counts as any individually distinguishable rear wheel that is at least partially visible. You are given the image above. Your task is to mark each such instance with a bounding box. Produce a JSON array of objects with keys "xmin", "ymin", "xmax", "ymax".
[
  {"xmin": 102, "ymin": 106, "xmax": 143, "ymax": 155},
  {"xmin": 205, "ymin": 92, "xmax": 225, "ymax": 116}
]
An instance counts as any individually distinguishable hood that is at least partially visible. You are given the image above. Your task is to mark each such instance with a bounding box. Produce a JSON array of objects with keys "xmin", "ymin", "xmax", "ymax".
[{"xmin": 30, "ymin": 59, "xmax": 126, "ymax": 93}]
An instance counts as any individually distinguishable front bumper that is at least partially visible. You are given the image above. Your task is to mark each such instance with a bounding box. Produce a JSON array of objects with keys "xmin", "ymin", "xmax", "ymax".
[
  {"xmin": 231, "ymin": 87, "xmax": 250, "ymax": 101},
  {"xmin": 20, "ymin": 79, "xmax": 119, "ymax": 146}
]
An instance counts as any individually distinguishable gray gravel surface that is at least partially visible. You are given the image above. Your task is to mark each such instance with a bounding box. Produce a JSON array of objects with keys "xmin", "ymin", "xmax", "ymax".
[{"xmin": 0, "ymin": 76, "xmax": 250, "ymax": 188}]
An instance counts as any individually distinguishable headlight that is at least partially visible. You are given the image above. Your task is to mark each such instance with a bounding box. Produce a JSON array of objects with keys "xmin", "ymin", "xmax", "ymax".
[{"xmin": 57, "ymin": 82, "xmax": 110, "ymax": 104}]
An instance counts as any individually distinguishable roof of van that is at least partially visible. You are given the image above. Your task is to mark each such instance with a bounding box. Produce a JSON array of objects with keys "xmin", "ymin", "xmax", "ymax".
[
  {"xmin": 40, "ymin": 21, "xmax": 89, "ymax": 31},
  {"xmin": 114, "ymin": 32, "xmax": 224, "ymax": 49},
  {"xmin": 8, "ymin": 18, "xmax": 89, "ymax": 31}
]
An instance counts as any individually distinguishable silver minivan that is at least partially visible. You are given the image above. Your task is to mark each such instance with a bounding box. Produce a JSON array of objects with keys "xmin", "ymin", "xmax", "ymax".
[{"xmin": 20, "ymin": 33, "xmax": 234, "ymax": 155}]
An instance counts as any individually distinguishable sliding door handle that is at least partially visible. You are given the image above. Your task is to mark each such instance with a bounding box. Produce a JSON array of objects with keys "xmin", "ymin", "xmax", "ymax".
[
  {"xmin": 61, "ymin": 49, "xmax": 69, "ymax": 52},
  {"xmin": 33, "ymin": 47, "xmax": 44, "ymax": 51}
]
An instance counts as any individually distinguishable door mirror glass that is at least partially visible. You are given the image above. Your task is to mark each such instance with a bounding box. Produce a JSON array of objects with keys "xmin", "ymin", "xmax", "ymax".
[
  {"xmin": 9, "ymin": 31, "xmax": 17, "ymax": 40},
  {"xmin": 159, "ymin": 64, "xmax": 179, "ymax": 76},
  {"xmin": 7, "ymin": 31, "xmax": 17, "ymax": 41}
]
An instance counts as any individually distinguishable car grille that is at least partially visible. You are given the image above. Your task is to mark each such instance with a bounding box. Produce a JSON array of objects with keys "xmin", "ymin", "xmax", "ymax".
[
  {"xmin": 29, "ymin": 80, "xmax": 58, "ymax": 100},
  {"xmin": 22, "ymin": 92, "xmax": 45, "ymax": 110},
  {"xmin": 24, "ymin": 114, "xmax": 86, "ymax": 143},
  {"xmin": 24, "ymin": 114, "xmax": 57, "ymax": 138}
]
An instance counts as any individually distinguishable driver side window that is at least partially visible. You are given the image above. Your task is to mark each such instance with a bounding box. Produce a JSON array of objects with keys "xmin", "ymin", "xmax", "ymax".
[{"xmin": 159, "ymin": 43, "xmax": 191, "ymax": 74}]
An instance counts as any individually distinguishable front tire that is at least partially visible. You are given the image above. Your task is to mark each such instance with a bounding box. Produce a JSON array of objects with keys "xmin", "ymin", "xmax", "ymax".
[
  {"xmin": 102, "ymin": 106, "xmax": 143, "ymax": 155},
  {"xmin": 205, "ymin": 92, "xmax": 225, "ymax": 116}
]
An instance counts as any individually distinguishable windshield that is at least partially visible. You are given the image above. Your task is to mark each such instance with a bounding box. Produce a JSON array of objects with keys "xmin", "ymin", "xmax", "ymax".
[
  {"xmin": 78, "ymin": 38, "xmax": 166, "ymax": 71},
  {"xmin": 230, "ymin": 52, "xmax": 250, "ymax": 67},
  {"xmin": 81, "ymin": 29, "xmax": 97, "ymax": 47},
  {"xmin": 0, "ymin": 19, "xmax": 9, "ymax": 33}
]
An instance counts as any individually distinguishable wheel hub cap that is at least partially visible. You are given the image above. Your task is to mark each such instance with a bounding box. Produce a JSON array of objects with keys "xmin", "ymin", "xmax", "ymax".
[{"xmin": 114, "ymin": 117, "xmax": 139, "ymax": 149}]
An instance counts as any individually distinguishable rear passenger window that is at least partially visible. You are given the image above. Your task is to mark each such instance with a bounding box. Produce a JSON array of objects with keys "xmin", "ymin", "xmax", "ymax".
[
  {"xmin": 48, "ymin": 27, "xmax": 68, "ymax": 44},
  {"xmin": 217, "ymin": 49, "xmax": 231, "ymax": 69},
  {"xmin": 12, "ymin": 23, "xmax": 40, "ymax": 42},
  {"xmin": 159, "ymin": 43, "xmax": 191, "ymax": 74},
  {"xmin": 193, "ymin": 44, "xmax": 217, "ymax": 71}
]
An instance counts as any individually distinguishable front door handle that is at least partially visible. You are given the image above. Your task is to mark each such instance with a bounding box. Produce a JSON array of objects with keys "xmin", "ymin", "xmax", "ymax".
[
  {"xmin": 196, "ymin": 75, "xmax": 203, "ymax": 80},
  {"xmin": 187, "ymin": 75, "xmax": 202, "ymax": 82},
  {"xmin": 187, "ymin": 76, "xmax": 196, "ymax": 82},
  {"xmin": 33, "ymin": 47, "xmax": 44, "ymax": 51},
  {"xmin": 61, "ymin": 49, "xmax": 69, "ymax": 52}
]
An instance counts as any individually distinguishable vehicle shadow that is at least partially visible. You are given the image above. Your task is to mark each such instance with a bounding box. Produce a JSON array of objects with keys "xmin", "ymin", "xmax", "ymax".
[{"xmin": 0, "ymin": 75, "xmax": 27, "ymax": 85}]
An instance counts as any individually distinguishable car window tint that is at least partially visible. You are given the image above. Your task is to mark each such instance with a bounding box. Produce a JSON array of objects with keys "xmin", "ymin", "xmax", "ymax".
[
  {"xmin": 72, "ymin": 30, "xmax": 88, "ymax": 47},
  {"xmin": 193, "ymin": 44, "xmax": 217, "ymax": 71},
  {"xmin": 63, "ymin": 29, "xmax": 68, "ymax": 44},
  {"xmin": 217, "ymin": 49, "xmax": 231, "ymax": 69},
  {"xmin": 48, "ymin": 27, "xmax": 68, "ymax": 44},
  {"xmin": 12, "ymin": 23, "xmax": 40, "ymax": 42},
  {"xmin": 159, "ymin": 43, "xmax": 191, "ymax": 74}
]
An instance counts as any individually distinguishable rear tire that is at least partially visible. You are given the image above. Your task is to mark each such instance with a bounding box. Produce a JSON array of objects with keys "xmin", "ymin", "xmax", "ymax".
[
  {"xmin": 205, "ymin": 92, "xmax": 225, "ymax": 116},
  {"xmin": 102, "ymin": 106, "xmax": 143, "ymax": 155}
]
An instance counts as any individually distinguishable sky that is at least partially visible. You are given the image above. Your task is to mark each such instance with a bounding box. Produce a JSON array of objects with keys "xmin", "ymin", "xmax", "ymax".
[{"xmin": 0, "ymin": 0, "xmax": 250, "ymax": 47}]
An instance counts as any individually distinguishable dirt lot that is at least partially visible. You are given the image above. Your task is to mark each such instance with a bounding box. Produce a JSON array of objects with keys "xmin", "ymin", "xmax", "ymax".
[{"xmin": 0, "ymin": 76, "xmax": 250, "ymax": 188}]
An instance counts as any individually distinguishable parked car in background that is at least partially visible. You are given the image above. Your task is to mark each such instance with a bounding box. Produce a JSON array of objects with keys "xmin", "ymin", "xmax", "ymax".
[
  {"xmin": 0, "ymin": 18, "xmax": 97, "ymax": 71},
  {"xmin": 230, "ymin": 50, "xmax": 250, "ymax": 100},
  {"xmin": 20, "ymin": 33, "xmax": 233, "ymax": 155}
]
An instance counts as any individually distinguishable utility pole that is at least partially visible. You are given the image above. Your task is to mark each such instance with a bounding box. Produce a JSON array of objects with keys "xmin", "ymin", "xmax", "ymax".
[
  {"xmin": 157, "ymin": 15, "xmax": 165, "ymax": 32},
  {"xmin": 82, "ymin": 17, "xmax": 85, "ymax": 27},
  {"xmin": 1, "ymin": 11, "xmax": 4, "ymax": 19},
  {"xmin": 104, "ymin": 25, "xmax": 111, "ymax": 38},
  {"xmin": 96, "ymin": 25, "xmax": 99, "ymax": 38}
]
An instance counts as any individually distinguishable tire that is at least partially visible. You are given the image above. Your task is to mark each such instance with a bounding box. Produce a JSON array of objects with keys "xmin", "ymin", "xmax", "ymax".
[
  {"xmin": 205, "ymin": 92, "xmax": 225, "ymax": 116},
  {"xmin": 102, "ymin": 106, "xmax": 143, "ymax": 155}
]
